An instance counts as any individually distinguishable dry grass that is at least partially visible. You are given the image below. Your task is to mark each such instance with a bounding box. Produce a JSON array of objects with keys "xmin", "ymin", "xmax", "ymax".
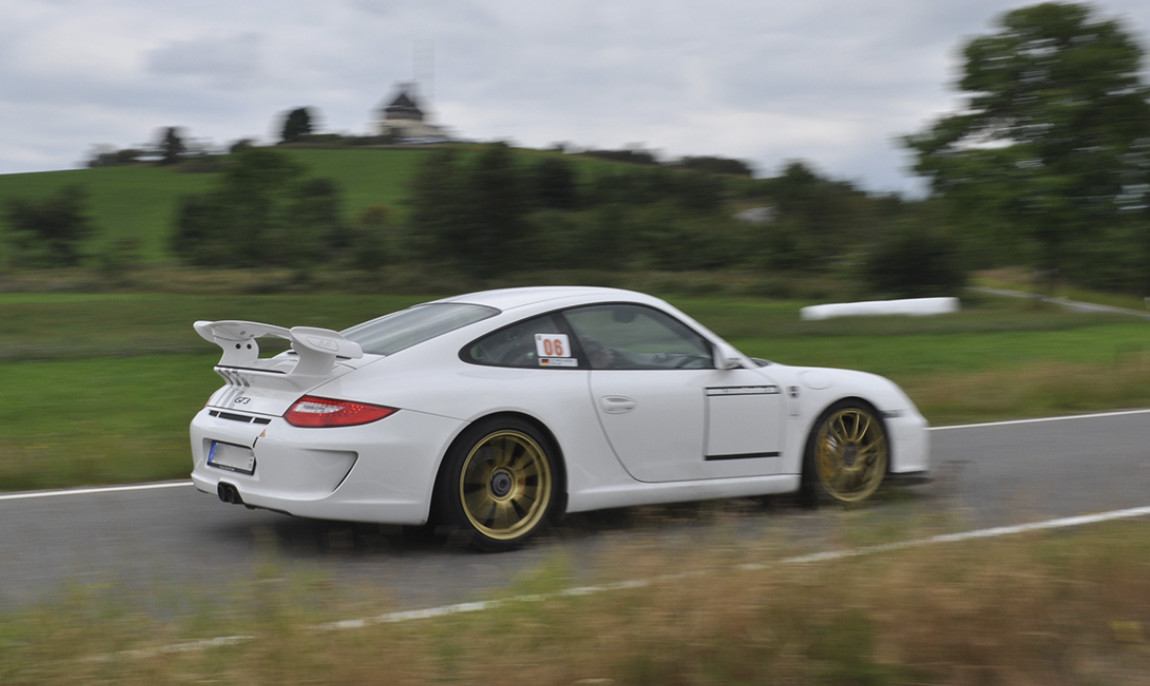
[
  {"xmin": 903, "ymin": 357, "xmax": 1150, "ymax": 425},
  {"xmin": 5, "ymin": 520, "xmax": 1150, "ymax": 685}
]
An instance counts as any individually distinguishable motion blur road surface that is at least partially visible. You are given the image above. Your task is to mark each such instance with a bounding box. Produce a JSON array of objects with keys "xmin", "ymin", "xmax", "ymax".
[{"xmin": 1, "ymin": 410, "xmax": 1148, "ymax": 614}]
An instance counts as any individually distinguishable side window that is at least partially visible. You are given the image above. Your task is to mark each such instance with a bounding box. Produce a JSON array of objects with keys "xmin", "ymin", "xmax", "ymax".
[
  {"xmin": 563, "ymin": 304, "xmax": 714, "ymax": 370},
  {"xmin": 463, "ymin": 314, "xmax": 579, "ymax": 369}
]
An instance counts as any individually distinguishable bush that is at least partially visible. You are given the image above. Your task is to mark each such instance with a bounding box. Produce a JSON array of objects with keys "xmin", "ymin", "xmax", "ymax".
[
  {"xmin": 862, "ymin": 223, "xmax": 968, "ymax": 297},
  {"xmin": 169, "ymin": 148, "xmax": 343, "ymax": 268},
  {"xmin": 4, "ymin": 185, "xmax": 96, "ymax": 267}
]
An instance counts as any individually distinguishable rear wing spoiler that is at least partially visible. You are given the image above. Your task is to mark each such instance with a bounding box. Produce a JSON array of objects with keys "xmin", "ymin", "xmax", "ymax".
[{"xmin": 194, "ymin": 320, "xmax": 363, "ymax": 378}]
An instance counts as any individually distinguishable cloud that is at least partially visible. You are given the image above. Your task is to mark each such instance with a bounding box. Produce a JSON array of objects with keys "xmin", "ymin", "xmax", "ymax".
[
  {"xmin": 146, "ymin": 33, "xmax": 264, "ymax": 87},
  {"xmin": 1, "ymin": 0, "xmax": 1149, "ymax": 195}
]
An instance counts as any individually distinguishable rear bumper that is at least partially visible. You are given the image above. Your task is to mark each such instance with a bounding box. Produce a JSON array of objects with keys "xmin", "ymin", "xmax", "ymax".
[{"xmin": 189, "ymin": 407, "xmax": 464, "ymax": 525}]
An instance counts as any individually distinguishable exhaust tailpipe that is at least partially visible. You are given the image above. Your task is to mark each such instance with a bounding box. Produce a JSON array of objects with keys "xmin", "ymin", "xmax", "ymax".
[{"xmin": 217, "ymin": 483, "xmax": 243, "ymax": 505}]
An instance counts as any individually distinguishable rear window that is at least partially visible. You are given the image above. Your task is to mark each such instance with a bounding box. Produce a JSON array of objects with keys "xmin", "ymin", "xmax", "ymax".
[{"xmin": 342, "ymin": 303, "xmax": 498, "ymax": 356}]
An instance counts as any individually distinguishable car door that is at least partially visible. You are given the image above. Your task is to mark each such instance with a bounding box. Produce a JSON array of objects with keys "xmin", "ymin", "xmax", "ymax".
[{"xmin": 563, "ymin": 303, "xmax": 783, "ymax": 483}]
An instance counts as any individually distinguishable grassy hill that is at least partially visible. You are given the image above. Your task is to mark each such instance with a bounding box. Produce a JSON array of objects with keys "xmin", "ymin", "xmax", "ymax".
[
  {"xmin": 0, "ymin": 147, "xmax": 453, "ymax": 263},
  {"xmin": 0, "ymin": 165, "xmax": 213, "ymax": 262},
  {"xmin": 0, "ymin": 145, "xmax": 661, "ymax": 266}
]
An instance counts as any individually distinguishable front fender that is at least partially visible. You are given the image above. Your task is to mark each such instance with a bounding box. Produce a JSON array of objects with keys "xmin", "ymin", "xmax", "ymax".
[{"xmin": 775, "ymin": 365, "xmax": 929, "ymax": 475}]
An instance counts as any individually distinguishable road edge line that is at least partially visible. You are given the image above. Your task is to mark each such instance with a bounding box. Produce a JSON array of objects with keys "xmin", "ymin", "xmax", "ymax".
[
  {"xmin": 0, "ymin": 480, "xmax": 192, "ymax": 502},
  {"xmin": 929, "ymin": 408, "xmax": 1150, "ymax": 432}
]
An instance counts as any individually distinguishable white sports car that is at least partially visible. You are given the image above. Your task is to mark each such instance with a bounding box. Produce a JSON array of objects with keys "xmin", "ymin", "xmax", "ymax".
[{"xmin": 189, "ymin": 287, "xmax": 928, "ymax": 550}]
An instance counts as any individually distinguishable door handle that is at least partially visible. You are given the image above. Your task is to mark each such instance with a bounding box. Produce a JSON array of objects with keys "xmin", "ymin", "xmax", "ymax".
[{"xmin": 600, "ymin": 395, "xmax": 637, "ymax": 414}]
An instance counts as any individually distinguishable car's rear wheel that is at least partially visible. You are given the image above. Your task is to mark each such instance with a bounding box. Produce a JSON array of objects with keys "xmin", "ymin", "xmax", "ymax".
[
  {"xmin": 439, "ymin": 418, "xmax": 558, "ymax": 551},
  {"xmin": 802, "ymin": 401, "xmax": 888, "ymax": 504}
]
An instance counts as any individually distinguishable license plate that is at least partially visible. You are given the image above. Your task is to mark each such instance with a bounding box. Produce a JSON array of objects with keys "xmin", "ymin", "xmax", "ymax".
[{"xmin": 207, "ymin": 441, "xmax": 256, "ymax": 475}]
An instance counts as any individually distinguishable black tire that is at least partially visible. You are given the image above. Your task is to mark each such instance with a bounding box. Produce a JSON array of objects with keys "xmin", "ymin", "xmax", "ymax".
[
  {"xmin": 437, "ymin": 417, "xmax": 559, "ymax": 552},
  {"xmin": 801, "ymin": 400, "xmax": 889, "ymax": 506}
]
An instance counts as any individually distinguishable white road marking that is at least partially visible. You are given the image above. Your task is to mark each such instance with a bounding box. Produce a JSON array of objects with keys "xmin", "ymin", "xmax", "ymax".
[
  {"xmin": 0, "ymin": 480, "xmax": 191, "ymax": 502},
  {"xmin": 746, "ymin": 504, "xmax": 1150, "ymax": 567},
  {"xmin": 929, "ymin": 408, "xmax": 1150, "ymax": 432}
]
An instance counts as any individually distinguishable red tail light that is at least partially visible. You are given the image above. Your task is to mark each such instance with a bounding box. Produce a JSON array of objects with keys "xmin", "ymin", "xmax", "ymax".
[{"xmin": 284, "ymin": 396, "xmax": 397, "ymax": 428}]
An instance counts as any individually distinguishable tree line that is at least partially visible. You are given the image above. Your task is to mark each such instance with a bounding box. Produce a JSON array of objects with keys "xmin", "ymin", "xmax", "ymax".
[{"xmin": 162, "ymin": 143, "xmax": 955, "ymax": 295}]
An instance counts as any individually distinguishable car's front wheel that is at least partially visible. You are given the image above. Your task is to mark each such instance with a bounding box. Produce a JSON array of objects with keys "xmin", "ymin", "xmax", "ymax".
[
  {"xmin": 802, "ymin": 401, "xmax": 889, "ymax": 504},
  {"xmin": 439, "ymin": 418, "xmax": 558, "ymax": 551}
]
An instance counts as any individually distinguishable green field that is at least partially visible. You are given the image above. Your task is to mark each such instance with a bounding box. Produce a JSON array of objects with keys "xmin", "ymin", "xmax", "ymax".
[{"xmin": 2, "ymin": 290, "xmax": 1148, "ymax": 492}]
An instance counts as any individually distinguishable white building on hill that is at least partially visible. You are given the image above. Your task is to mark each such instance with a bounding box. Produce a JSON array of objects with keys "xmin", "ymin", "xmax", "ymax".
[{"xmin": 376, "ymin": 82, "xmax": 451, "ymax": 143}]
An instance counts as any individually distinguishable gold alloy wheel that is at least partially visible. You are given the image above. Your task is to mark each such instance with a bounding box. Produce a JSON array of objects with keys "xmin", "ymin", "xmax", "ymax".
[
  {"xmin": 458, "ymin": 429, "xmax": 553, "ymax": 542},
  {"xmin": 813, "ymin": 406, "xmax": 888, "ymax": 503}
]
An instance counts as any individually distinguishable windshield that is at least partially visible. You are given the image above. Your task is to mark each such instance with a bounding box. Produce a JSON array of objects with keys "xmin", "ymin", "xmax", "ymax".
[{"xmin": 342, "ymin": 303, "xmax": 499, "ymax": 356}]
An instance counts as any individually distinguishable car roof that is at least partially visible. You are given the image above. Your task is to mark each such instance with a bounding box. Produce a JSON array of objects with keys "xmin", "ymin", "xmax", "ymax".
[{"xmin": 433, "ymin": 286, "xmax": 655, "ymax": 312}]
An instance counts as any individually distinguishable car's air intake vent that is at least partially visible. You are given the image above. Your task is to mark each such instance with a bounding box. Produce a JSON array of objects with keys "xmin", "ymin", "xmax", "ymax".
[{"xmin": 210, "ymin": 410, "xmax": 272, "ymax": 425}]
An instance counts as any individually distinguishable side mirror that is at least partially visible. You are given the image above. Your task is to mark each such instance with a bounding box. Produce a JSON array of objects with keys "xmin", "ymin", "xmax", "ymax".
[{"xmin": 713, "ymin": 349, "xmax": 744, "ymax": 370}]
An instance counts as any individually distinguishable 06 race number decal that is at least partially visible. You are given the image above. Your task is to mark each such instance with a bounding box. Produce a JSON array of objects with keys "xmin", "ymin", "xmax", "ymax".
[{"xmin": 535, "ymin": 334, "xmax": 570, "ymax": 358}]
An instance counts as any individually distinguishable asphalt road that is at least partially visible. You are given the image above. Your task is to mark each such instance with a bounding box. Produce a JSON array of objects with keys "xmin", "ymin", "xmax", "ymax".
[{"xmin": 2, "ymin": 410, "xmax": 1148, "ymax": 616}]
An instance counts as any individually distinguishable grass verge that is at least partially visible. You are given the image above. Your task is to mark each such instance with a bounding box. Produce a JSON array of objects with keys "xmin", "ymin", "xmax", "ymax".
[{"xmin": 0, "ymin": 356, "xmax": 220, "ymax": 490}]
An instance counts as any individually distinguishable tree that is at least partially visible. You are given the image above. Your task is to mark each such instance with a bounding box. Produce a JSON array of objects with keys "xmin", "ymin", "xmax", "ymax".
[
  {"xmin": 904, "ymin": 2, "xmax": 1150, "ymax": 279},
  {"xmin": 677, "ymin": 155, "xmax": 753, "ymax": 177},
  {"xmin": 171, "ymin": 192, "xmax": 228, "ymax": 265},
  {"xmin": 286, "ymin": 177, "xmax": 345, "ymax": 265},
  {"xmin": 170, "ymin": 148, "xmax": 342, "ymax": 268},
  {"xmin": 407, "ymin": 148, "xmax": 468, "ymax": 261},
  {"xmin": 464, "ymin": 143, "xmax": 530, "ymax": 276},
  {"xmin": 157, "ymin": 127, "xmax": 187, "ymax": 166},
  {"xmin": 85, "ymin": 144, "xmax": 144, "ymax": 168},
  {"xmin": 348, "ymin": 205, "xmax": 392, "ymax": 270},
  {"xmin": 408, "ymin": 143, "xmax": 533, "ymax": 277},
  {"xmin": 862, "ymin": 223, "xmax": 968, "ymax": 297},
  {"xmin": 4, "ymin": 185, "xmax": 96, "ymax": 267},
  {"xmin": 229, "ymin": 138, "xmax": 256, "ymax": 154},
  {"xmin": 753, "ymin": 160, "xmax": 891, "ymax": 270},
  {"xmin": 674, "ymin": 171, "xmax": 726, "ymax": 213},
  {"xmin": 280, "ymin": 107, "xmax": 315, "ymax": 144},
  {"xmin": 531, "ymin": 156, "xmax": 579, "ymax": 210}
]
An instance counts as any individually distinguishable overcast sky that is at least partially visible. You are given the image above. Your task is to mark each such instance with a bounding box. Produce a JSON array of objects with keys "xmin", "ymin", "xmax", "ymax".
[{"xmin": 3, "ymin": 0, "xmax": 1150, "ymax": 195}]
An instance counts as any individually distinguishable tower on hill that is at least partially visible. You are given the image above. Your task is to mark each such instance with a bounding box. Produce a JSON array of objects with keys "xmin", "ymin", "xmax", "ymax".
[{"xmin": 376, "ymin": 82, "xmax": 450, "ymax": 143}]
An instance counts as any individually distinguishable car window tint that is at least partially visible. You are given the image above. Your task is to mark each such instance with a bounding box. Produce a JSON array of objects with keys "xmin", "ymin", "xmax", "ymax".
[
  {"xmin": 464, "ymin": 314, "xmax": 576, "ymax": 368},
  {"xmin": 343, "ymin": 303, "xmax": 498, "ymax": 356},
  {"xmin": 563, "ymin": 304, "xmax": 713, "ymax": 370}
]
